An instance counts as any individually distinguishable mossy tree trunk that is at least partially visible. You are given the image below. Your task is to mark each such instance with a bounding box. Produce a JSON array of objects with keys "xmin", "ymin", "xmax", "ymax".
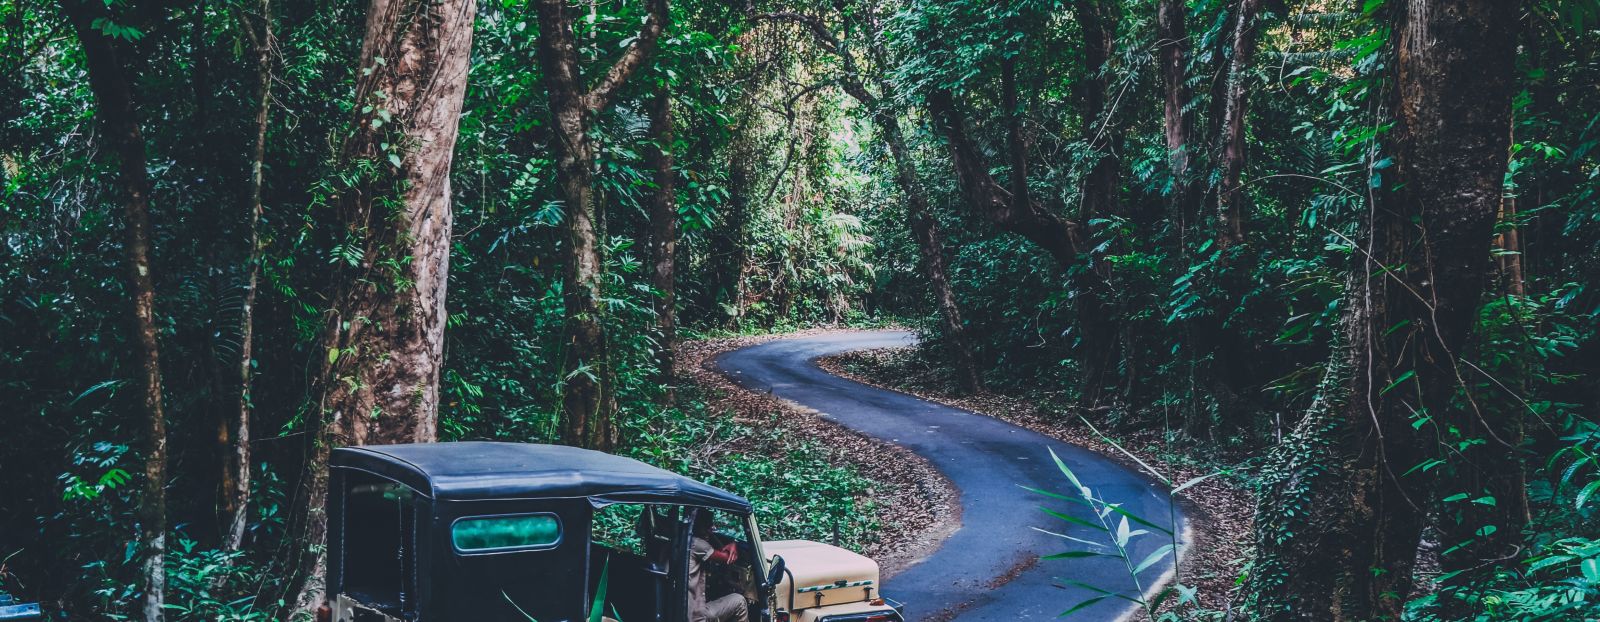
[
  {"xmin": 1248, "ymin": 1, "xmax": 1519, "ymax": 618},
  {"xmin": 290, "ymin": 0, "xmax": 475, "ymax": 613}
]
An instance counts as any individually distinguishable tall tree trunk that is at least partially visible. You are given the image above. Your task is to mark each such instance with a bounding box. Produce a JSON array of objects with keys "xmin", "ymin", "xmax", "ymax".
[
  {"xmin": 223, "ymin": 0, "xmax": 273, "ymax": 554},
  {"xmin": 1068, "ymin": 0, "xmax": 1122, "ymax": 406},
  {"xmin": 1247, "ymin": 1, "xmax": 1519, "ymax": 618},
  {"xmin": 1001, "ymin": 58, "xmax": 1028, "ymax": 213},
  {"xmin": 1201, "ymin": 0, "xmax": 1279, "ymax": 435},
  {"xmin": 1412, "ymin": 1, "xmax": 1526, "ymax": 610},
  {"xmin": 533, "ymin": 0, "xmax": 666, "ymax": 450},
  {"xmin": 64, "ymin": 2, "xmax": 169, "ymax": 618},
  {"xmin": 878, "ymin": 112, "xmax": 982, "ymax": 393},
  {"xmin": 725, "ymin": 144, "xmax": 754, "ymax": 325},
  {"xmin": 1214, "ymin": 0, "xmax": 1269, "ymax": 251},
  {"xmin": 646, "ymin": 86, "xmax": 678, "ymax": 404},
  {"xmin": 714, "ymin": 106, "xmax": 757, "ymax": 327},
  {"xmin": 752, "ymin": 6, "xmax": 981, "ymax": 387},
  {"xmin": 1072, "ymin": 0, "xmax": 1121, "ymax": 227},
  {"xmin": 1495, "ymin": 125, "xmax": 1527, "ymax": 297},
  {"xmin": 1157, "ymin": 0, "xmax": 1197, "ymax": 228},
  {"xmin": 290, "ymin": 0, "xmax": 474, "ymax": 613},
  {"xmin": 816, "ymin": 7, "xmax": 983, "ymax": 391}
]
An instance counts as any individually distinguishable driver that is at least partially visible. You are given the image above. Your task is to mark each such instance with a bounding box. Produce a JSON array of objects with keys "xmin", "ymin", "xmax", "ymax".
[{"xmin": 689, "ymin": 511, "xmax": 748, "ymax": 622}]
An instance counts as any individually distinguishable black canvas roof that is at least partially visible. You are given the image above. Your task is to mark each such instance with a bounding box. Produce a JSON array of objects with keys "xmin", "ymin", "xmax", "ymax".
[{"xmin": 331, "ymin": 442, "xmax": 752, "ymax": 512}]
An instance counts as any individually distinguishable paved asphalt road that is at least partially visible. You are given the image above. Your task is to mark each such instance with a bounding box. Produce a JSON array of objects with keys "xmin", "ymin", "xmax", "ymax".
[{"xmin": 716, "ymin": 330, "xmax": 1186, "ymax": 621}]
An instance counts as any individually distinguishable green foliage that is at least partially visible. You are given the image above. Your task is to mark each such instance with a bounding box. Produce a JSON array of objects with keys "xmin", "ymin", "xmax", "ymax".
[
  {"xmin": 4, "ymin": 0, "xmax": 1599, "ymax": 618},
  {"xmin": 1034, "ymin": 446, "xmax": 1208, "ymax": 621},
  {"xmin": 158, "ymin": 541, "xmax": 272, "ymax": 621}
]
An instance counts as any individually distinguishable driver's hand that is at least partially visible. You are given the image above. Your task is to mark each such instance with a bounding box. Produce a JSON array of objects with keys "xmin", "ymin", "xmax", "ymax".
[{"xmin": 718, "ymin": 542, "xmax": 739, "ymax": 563}]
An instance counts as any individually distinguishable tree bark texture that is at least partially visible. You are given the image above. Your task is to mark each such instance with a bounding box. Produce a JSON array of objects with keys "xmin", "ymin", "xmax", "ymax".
[
  {"xmin": 1248, "ymin": 1, "xmax": 1519, "ymax": 618},
  {"xmin": 224, "ymin": 0, "xmax": 273, "ymax": 554},
  {"xmin": 1068, "ymin": 0, "xmax": 1123, "ymax": 405},
  {"xmin": 879, "ymin": 113, "xmax": 982, "ymax": 393},
  {"xmin": 1214, "ymin": 0, "xmax": 1269, "ymax": 250},
  {"xmin": 65, "ymin": 3, "xmax": 169, "ymax": 618},
  {"xmin": 1157, "ymin": 0, "xmax": 1197, "ymax": 227},
  {"xmin": 714, "ymin": 106, "xmax": 757, "ymax": 327},
  {"xmin": 647, "ymin": 87, "xmax": 679, "ymax": 403},
  {"xmin": 291, "ymin": 0, "xmax": 474, "ymax": 612},
  {"xmin": 534, "ymin": 0, "xmax": 666, "ymax": 450},
  {"xmin": 1398, "ymin": 0, "xmax": 1525, "ymax": 605}
]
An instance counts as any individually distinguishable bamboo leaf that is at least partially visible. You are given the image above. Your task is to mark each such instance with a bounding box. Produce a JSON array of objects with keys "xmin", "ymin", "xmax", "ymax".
[
  {"xmin": 1058, "ymin": 595, "xmax": 1108, "ymax": 616},
  {"xmin": 1132, "ymin": 543, "xmax": 1176, "ymax": 575}
]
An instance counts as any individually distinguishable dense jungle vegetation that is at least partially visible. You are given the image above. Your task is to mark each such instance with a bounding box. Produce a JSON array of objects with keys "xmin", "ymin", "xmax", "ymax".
[{"xmin": 2, "ymin": 0, "xmax": 1598, "ymax": 619}]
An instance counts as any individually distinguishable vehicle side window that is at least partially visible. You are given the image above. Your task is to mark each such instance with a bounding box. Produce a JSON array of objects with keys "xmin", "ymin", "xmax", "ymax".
[
  {"xmin": 451, "ymin": 513, "xmax": 562, "ymax": 553},
  {"xmin": 591, "ymin": 503, "xmax": 651, "ymax": 556}
]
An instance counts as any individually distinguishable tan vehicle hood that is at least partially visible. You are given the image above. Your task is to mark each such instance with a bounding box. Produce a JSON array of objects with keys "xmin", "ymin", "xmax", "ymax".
[{"xmin": 765, "ymin": 540, "xmax": 882, "ymax": 611}]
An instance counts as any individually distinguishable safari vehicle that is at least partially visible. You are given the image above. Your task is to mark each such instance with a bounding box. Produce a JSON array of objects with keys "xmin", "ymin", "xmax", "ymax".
[{"xmin": 325, "ymin": 442, "xmax": 904, "ymax": 622}]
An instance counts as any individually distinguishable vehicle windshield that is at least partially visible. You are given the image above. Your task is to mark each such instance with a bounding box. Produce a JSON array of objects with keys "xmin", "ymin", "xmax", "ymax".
[{"xmin": 341, "ymin": 473, "xmax": 420, "ymax": 617}]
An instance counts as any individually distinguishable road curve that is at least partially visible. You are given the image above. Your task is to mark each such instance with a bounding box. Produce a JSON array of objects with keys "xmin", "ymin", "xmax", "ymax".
[{"xmin": 716, "ymin": 330, "xmax": 1186, "ymax": 621}]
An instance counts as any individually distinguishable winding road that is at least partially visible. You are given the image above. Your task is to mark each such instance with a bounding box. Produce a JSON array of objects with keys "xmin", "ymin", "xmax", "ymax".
[{"xmin": 717, "ymin": 330, "xmax": 1187, "ymax": 621}]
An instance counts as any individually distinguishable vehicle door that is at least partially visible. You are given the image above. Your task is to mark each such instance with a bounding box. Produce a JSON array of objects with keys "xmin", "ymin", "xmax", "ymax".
[{"xmin": 435, "ymin": 498, "xmax": 587, "ymax": 621}]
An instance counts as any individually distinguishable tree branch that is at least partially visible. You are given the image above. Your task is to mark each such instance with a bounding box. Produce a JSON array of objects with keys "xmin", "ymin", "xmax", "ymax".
[
  {"xmin": 753, "ymin": 11, "xmax": 841, "ymax": 56},
  {"xmin": 583, "ymin": 0, "xmax": 668, "ymax": 114},
  {"xmin": 924, "ymin": 88, "xmax": 1084, "ymax": 265}
]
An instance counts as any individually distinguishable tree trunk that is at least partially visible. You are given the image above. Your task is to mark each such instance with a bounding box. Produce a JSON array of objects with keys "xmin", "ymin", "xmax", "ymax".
[
  {"xmin": 1495, "ymin": 195, "xmax": 1526, "ymax": 296},
  {"xmin": 1001, "ymin": 58, "xmax": 1028, "ymax": 212},
  {"xmin": 290, "ymin": 0, "xmax": 474, "ymax": 612},
  {"xmin": 715, "ymin": 109, "xmax": 757, "ymax": 327},
  {"xmin": 1214, "ymin": 0, "xmax": 1268, "ymax": 250},
  {"xmin": 646, "ymin": 87, "xmax": 678, "ymax": 404},
  {"xmin": 1072, "ymin": 0, "xmax": 1121, "ymax": 226},
  {"xmin": 1494, "ymin": 123, "xmax": 1526, "ymax": 297},
  {"xmin": 1068, "ymin": 0, "xmax": 1123, "ymax": 406},
  {"xmin": 533, "ymin": 0, "xmax": 666, "ymax": 450},
  {"xmin": 223, "ymin": 0, "xmax": 272, "ymax": 554},
  {"xmin": 1157, "ymin": 0, "xmax": 1197, "ymax": 228},
  {"xmin": 1406, "ymin": 0, "xmax": 1526, "ymax": 609},
  {"xmin": 774, "ymin": 7, "xmax": 982, "ymax": 391},
  {"xmin": 1202, "ymin": 0, "xmax": 1278, "ymax": 435},
  {"xmin": 879, "ymin": 113, "xmax": 982, "ymax": 393},
  {"xmin": 64, "ymin": 2, "xmax": 169, "ymax": 618},
  {"xmin": 1248, "ymin": 1, "xmax": 1519, "ymax": 618}
]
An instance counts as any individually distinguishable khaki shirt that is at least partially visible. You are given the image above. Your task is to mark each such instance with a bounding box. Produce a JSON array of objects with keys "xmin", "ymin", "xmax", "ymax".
[{"xmin": 689, "ymin": 537, "xmax": 714, "ymax": 620}]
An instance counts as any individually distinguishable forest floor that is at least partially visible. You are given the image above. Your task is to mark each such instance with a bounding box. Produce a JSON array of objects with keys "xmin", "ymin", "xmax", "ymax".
[
  {"xmin": 818, "ymin": 346, "xmax": 1257, "ymax": 614},
  {"xmin": 678, "ymin": 329, "xmax": 961, "ymax": 571}
]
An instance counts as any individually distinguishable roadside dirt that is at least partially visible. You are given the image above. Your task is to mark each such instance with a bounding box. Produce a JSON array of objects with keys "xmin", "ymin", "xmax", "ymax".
[
  {"xmin": 817, "ymin": 346, "xmax": 1257, "ymax": 615},
  {"xmin": 678, "ymin": 331, "xmax": 961, "ymax": 575}
]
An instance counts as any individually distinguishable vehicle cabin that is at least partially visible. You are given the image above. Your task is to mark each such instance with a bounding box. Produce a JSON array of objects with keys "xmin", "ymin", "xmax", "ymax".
[{"xmin": 326, "ymin": 442, "xmax": 903, "ymax": 622}]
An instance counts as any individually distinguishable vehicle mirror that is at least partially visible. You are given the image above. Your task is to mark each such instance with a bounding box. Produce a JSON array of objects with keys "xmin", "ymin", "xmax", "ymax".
[{"xmin": 765, "ymin": 555, "xmax": 787, "ymax": 588}]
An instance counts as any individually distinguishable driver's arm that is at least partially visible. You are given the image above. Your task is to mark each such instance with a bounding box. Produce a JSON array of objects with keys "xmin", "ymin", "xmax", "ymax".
[{"xmin": 707, "ymin": 541, "xmax": 738, "ymax": 565}]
